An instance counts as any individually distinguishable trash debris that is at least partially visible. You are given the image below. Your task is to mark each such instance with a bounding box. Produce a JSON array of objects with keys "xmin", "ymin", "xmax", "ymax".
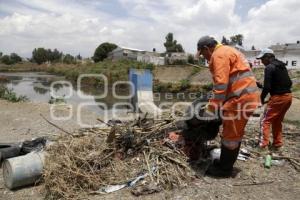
[
  {"xmin": 21, "ymin": 137, "xmax": 47, "ymax": 154},
  {"xmin": 271, "ymin": 159, "xmax": 285, "ymax": 167},
  {"xmin": 237, "ymin": 148, "xmax": 251, "ymax": 161},
  {"xmin": 131, "ymin": 183, "xmax": 162, "ymax": 196},
  {"xmin": 93, "ymin": 184, "xmax": 127, "ymax": 194},
  {"xmin": 92, "ymin": 166, "xmax": 157, "ymax": 194},
  {"xmin": 264, "ymin": 155, "xmax": 272, "ymax": 168},
  {"xmin": 210, "ymin": 148, "xmax": 221, "ymax": 161}
]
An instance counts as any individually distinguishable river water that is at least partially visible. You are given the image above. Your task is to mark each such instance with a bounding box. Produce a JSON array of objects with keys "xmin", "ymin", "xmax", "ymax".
[{"xmin": 0, "ymin": 72, "xmax": 196, "ymax": 117}]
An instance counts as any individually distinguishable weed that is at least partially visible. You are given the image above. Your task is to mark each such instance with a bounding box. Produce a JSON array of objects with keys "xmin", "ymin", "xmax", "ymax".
[{"xmin": 0, "ymin": 85, "xmax": 28, "ymax": 102}]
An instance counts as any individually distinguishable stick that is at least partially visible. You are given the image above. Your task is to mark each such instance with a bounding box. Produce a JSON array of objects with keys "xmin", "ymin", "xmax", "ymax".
[
  {"xmin": 143, "ymin": 151, "xmax": 154, "ymax": 182},
  {"xmin": 40, "ymin": 114, "xmax": 73, "ymax": 136},
  {"xmin": 232, "ymin": 180, "xmax": 274, "ymax": 186},
  {"xmin": 272, "ymin": 156, "xmax": 300, "ymax": 162},
  {"xmin": 97, "ymin": 118, "xmax": 112, "ymax": 127}
]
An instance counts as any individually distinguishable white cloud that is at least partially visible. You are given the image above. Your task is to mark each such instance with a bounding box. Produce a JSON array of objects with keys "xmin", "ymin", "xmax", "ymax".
[
  {"xmin": 240, "ymin": 0, "xmax": 300, "ymax": 48},
  {"xmin": 0, "ymin": 0, "xmax": 299, "ymax": 57}
]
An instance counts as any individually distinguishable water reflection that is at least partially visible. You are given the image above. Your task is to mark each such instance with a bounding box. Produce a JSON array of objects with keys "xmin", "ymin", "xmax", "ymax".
[{"xmin": 0, "ymin": 72, "xmax": 196, "ymax": 116}]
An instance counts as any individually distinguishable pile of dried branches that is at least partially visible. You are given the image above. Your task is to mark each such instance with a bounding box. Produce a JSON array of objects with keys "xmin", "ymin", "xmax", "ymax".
[{"xmin": 43, "ymin": 118, "xmax": 195, "ymax": 199}]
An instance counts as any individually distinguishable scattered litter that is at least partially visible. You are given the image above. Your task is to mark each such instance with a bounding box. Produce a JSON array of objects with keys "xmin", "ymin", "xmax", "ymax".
[
  {"xmin": 264, "ymin": 155, "xmax": 272, "ymax": 168},
  {"xmin": 131, "ymin": 183, "xmax": 162, "ymax": 196},
  {"xmin": 92, "ymin": 167, "xmax": 157, "ymax": 194},
  {"xmin": 271, "ymin": 159, "xmax": 286, "ymax": 167},
  {"xmin": 21, "ymin": 137, "xmax": 47, "ymax": 154},
  {"xmin": 210, "ymin": 148, "xmax": 220, "ymax": 161}
]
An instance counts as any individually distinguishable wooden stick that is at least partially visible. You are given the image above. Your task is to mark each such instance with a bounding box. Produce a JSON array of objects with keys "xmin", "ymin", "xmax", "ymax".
[
  {"xmin": 97, "ymin": 118, "xmax": 112, "ymax": 127},
  {"xmin": 143, "ymin": 151, "xmax": 154, "ymax": 182},
  {"xmin": 40, "ymin": 114, "xmax": 73, "ymax": 136},
  {"xmin": 232, "ymin": 180, "xmax": 274, "ymax": 186},
  {"xmin": 272, "ymin": 156, "xmax": 300, "ymax": 162}
]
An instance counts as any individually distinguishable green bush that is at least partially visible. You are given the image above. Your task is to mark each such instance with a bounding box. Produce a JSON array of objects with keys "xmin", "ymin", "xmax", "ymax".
[
  {"xmin": 179, "ymin": 79, "xmax": 190, "ymax": 90},
  {"xmin": 0, "ymin": 85, "xmax": 28, "ymax": 102},
  {"xmin": 187, "ymin": 54, "xmax": 195, "ymax": 64}
]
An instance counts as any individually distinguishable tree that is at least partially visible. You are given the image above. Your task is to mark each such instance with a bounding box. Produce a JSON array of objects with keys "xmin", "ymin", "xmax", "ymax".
[
  {"xmin": 251, "ymin": 45, "xmax": 256, "ymax": 50},
  {"xmin": 32, "ymin": 48, "xmax": 48, "ymax": 64},
  {"xmin": 1, "ymin": 55, "xmax": 12, "ymax": 65},
  {"xmin": 221, "ymin": 36, "xmax": 229, "ymax": 45},
  {"xmin": 93, "ymin": 42, "xmax": 117, "ymax": 62},
  {"xmin": 10, "ymin": 53, "xmax": 22, "ymax": 63},
  {"xmin": 76, "ymin": 54, "xmax": 82, "ymax": 60},
  {"xmin": 63, "ymin": 54, "xmax": 75, "ymax": 64},
  {"xmin": 187, "ymin": 54, "xmax": 195, "ymax": 64},
  {"xmin": 0, "ymin": 52, "xmax": 2, "ymax": 58},
  {"xmin": 49, "ymin": 48, "xmax": 62, "ymax": 62},
  {"xmin": 230, "ymin": 34, "xmax": 244, "ymax": 46},
  {"xmin": 0, "ymin": 53, "xmax": 22, "ymax": 65},
  {"xmin": 164, "ymin": 33, "xmax": 185, "ymax": 53}
]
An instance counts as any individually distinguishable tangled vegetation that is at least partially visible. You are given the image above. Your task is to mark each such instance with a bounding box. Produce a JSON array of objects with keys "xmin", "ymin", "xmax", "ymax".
[{"xmin": 0, "ymin": 85, "xmax": 28, "ymax": 102}]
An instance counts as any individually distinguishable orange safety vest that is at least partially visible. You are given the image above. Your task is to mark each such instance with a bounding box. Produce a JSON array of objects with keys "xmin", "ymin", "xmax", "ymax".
[{"xmin": 208, "ymin": 44, "xmax": 260, "ymax": 111}]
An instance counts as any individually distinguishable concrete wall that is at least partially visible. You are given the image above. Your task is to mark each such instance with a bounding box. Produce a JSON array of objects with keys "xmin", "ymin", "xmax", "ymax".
[
  {"xmin": 165, "ymin": 52, "xmax": 188, "ymax": 64},
  {"xmin": 137, "ymin": 53, "xmax": 165, "ymax": 65}
]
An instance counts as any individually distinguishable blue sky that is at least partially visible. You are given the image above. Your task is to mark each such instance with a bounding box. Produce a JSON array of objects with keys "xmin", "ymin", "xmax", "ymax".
[{"xmin": 0, "ymin": 0, "xmax": 299, "ymax": 57}]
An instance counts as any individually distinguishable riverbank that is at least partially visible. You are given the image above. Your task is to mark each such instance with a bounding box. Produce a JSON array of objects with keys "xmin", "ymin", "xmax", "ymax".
[
  {"xmin": 1, "ymin": 61, "xmax": 300, "ymax": 95},
  {"xmin": 0, "ymin": 61, "xmax": 207, "ymax": 93}
]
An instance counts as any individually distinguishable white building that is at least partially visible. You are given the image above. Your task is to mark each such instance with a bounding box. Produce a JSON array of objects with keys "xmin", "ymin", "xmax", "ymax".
[
  {"xmin": 137, "ymin": 52, "xmax": 165, "ymax": 65},
  {"xmin": 107, "ymin": 46, "xmax": 146, "ymax": 60},
  {"xmin": 165, "ymin": 52, "xmax": 188, "ymax": 65},
  {"xmin": 243, "ymin": 41, "xmax": 300, "ymax": 69}
]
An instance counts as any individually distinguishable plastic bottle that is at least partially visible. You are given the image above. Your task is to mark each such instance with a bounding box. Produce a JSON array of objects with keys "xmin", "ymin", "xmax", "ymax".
[{"xmin": 264, "ymin": 155, "xmax": 272, "ymax": 168}]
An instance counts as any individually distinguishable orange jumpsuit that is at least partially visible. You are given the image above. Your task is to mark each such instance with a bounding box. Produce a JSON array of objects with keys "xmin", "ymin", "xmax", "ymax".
[
  {"xmin": 260, "ymin": 94, "xmax": 292, "ymax": 147},
  {"xmin": 208, "ymin": 44, "xmax": 260, "ymax": 149}
]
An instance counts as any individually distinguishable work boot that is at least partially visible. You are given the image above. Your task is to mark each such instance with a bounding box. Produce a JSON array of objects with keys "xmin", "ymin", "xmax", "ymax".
[{"xmin": 206, "ymin": 144, "xmax": 240, "ymax": 178}]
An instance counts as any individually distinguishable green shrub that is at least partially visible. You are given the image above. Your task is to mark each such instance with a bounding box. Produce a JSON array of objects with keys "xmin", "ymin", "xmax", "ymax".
[
  {"xmin": 179, "ymin": 79, "xmax": 190, "ymax": 90},
  {"xmin": 0, "ymin": 85, "xmax": 28, "ymax": 102}
]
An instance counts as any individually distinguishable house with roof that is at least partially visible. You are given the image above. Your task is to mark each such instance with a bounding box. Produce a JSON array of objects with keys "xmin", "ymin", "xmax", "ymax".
[{"xmin": 107, "ymin": 46, "xmax": 146, "ymax": 61}]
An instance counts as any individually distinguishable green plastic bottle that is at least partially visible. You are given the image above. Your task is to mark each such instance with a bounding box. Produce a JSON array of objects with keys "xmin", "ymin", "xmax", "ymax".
[{"xmin": 264, "ymin": 155, "xmax": 272, "ymax": 168}]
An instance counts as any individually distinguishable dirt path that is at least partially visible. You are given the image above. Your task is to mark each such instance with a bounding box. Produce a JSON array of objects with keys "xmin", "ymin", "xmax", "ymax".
[{"xmin": 0, "ymin": 100, "xmax": 300, "ymax": 200}]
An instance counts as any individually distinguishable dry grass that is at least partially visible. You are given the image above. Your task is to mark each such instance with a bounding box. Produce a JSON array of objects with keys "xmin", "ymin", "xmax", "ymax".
[{"xmin": 43, "ymin": 119, "xmax": 194, "ymax": 199}]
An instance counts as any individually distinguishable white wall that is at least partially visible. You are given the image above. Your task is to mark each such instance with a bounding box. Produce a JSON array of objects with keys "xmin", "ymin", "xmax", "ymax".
[
  {"xmin": 137, "ymin": 54, "xmax": 165, "ymax": 65},
  {"xmin": 244, "ymin": 49, "xmax": 300, "ymax": 69}
]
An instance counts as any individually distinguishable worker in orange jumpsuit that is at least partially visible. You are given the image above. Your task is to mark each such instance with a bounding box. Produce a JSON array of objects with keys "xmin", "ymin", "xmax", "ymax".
[
  {"xmin": 256, "ymin": 49, "xmax": 292, "ymax": 150},
  {"xmin": 195, "ymin": 36, "xmax": 260, "ymax": 177}
]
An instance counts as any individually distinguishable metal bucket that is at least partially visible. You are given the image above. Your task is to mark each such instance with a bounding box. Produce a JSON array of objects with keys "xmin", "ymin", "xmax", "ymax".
[{"xmin": 3, "ymin": 151, "xmax": 45, "ymax": 189}]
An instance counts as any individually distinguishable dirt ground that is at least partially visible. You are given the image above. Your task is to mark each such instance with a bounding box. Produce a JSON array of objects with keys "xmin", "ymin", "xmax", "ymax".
[{"xmin": 0, "ymin": 99, "xmax": 300, "ymax": 200}]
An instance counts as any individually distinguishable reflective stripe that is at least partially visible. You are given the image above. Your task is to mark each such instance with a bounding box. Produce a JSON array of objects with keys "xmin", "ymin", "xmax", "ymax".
[
  {"xmin": 226, "ymin": 86, "xmax": 259, "ymax": 100},
  {"xmin": 213, "ymin": 84, "xmax": 228, "ymax": 91},
  {"xmin": 221, "ymin": 139, "xmax": 241, "ymax": 149},
  {"xmin": 229, "ymin": 71, "xmax": 254, "ymax": 84},
  {"xmin": 212, "ymin": 93, "xmax": 226, "ymax": 100},
  {"xmin": 221, "ymin": 139, "xmax": 241, "ymax": 145}
]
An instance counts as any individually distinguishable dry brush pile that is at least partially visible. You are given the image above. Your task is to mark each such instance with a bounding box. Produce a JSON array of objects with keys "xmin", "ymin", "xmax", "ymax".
[{"xmin": 43, "ymin": 118, "xmax": 196, "ymax": 199}]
